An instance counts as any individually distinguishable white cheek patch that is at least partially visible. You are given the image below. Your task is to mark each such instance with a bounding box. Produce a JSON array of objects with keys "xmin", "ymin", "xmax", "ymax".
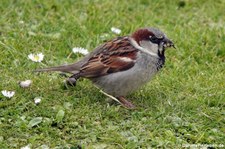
[
  {"xmin": 149, "ymin": 41, "xmax": 159, "ymax": 53},
  {"xmin": 129, "ymin": 38, "xmax": 159, "ymax": 58}
]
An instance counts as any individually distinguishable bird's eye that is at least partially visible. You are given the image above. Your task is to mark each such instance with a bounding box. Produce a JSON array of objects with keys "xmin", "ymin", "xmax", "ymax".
[
  {"xmin": 149, "ymin": 35, "xmax": 163, "ymax": 44},
  {"xmin": 149, "ymin": 35, "xmax": 159, "ymax": 42},
  {"xmin": 157, "ymin": 35, "xmax": 163, "ymax": 39}
]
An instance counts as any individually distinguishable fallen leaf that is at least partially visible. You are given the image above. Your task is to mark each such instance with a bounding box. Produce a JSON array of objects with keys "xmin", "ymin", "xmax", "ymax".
[
  {"xmin": 56, "ymin": 110, "xmax": 65, "ymax": 123},
  {"xmin": 28, "ymin": 117, "xmax": 43, "ymax": 128}
]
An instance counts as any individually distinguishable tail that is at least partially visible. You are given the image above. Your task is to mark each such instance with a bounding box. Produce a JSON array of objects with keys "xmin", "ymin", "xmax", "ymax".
[{"xmin": 34, "ymin": 63, "xmax": 80, "ymax": 74}]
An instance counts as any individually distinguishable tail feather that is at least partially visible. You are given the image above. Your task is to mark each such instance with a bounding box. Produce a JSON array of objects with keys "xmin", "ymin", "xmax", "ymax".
[{"xmin": 34, "ymin": 64, "xmax": 80, "ymax": 74}]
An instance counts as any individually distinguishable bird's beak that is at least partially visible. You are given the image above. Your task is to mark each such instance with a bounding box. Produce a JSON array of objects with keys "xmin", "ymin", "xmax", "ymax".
[{"xmin": 163, "ymin": 38, "xmax": 176, "ymax": 49}]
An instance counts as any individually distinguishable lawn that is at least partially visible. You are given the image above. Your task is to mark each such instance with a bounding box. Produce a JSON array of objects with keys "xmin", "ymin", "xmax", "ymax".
[{"xmin": 0, "ymin": 0, "xmax": 224, "ymax": 148}]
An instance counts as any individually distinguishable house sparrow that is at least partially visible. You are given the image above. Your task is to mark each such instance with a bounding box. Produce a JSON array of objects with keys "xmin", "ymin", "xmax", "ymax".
[{"xmin": 35, "ymin": 27, "xmax": 175, "ymax": 109}]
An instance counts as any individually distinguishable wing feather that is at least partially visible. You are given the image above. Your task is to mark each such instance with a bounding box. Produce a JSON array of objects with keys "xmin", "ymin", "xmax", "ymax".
[{"xmin": 80, "ymin": 37, "xmax": 138, "ymax": 78}]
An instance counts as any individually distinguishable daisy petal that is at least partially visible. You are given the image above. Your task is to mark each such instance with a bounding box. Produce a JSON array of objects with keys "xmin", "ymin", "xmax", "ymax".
[
  {"xmin": 34, "ymin": 97, "xmax": 42, "ymax": 104},
  {"xmin": 72, "ymin": 47, "xmax": 89, "ymax": 55},
  {"xmin": 20, "ymin": 80, "xmax": 32, "ymax": 88},
  {"xmin": 1, "ymin": 90, "xmax": 15, "ymax": 98},
  {"xmin": 28, "ymin": 53, "xmax": 44, "ymax": 62},
  {"xmin": 111, "ymin": 27, "xmax": 121, "ymax": 34}
]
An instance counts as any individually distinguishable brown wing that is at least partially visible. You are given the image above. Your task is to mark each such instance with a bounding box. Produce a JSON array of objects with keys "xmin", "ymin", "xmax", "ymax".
[{"xmin": 79, "ymin": 37, "xmax": 138, "ymax": 78}]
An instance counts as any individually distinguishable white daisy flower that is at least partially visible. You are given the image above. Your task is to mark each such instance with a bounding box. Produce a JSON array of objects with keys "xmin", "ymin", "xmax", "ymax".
[
  {"xmin": 28, "ymin": 53, "xmax": 44, "ymax": 62},
  {"xmin": 1, "ymin": 90, "xmax": 15, "ymax": 98},
  {"xmin": 72, "ymin": 47, "xmax": 89, "ymax": 55},
  {"xmin": 111, "ymin": 27, "xmax": 121, "ymax": 34},
  {"xmin": 19, "ymin": 80, "xmax": 32, "ymax": 88},
  {"xmin": 34, "ymin": 97, "xmax": 42, "ymax": 104}
]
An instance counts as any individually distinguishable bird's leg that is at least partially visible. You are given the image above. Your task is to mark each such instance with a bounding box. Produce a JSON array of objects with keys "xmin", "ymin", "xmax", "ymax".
[
  {"xmin": 65, "ymin": 73, "xmax": 80, "ymax": 86},
  {"xmin": 96, "ymin": 87, "xmax": 136, "ymax": 109},
  {"xmin": 117, "ymin": 96, "xmax": 136, "ymax": 109}
]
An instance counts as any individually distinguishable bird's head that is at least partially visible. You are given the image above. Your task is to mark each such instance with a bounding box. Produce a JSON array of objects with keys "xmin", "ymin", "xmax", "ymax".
[{"xmin": 130, "ymin": 27, "xmax": 175, "ymax": 57}]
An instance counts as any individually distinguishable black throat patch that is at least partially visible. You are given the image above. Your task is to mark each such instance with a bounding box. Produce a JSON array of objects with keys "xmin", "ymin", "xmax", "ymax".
[{"xmin": 156, "ymin": 49, "xmax": 165, "ymax": 70}]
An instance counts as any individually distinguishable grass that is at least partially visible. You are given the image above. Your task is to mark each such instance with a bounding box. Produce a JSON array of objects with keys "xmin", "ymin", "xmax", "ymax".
[{"xmin": 0, "ymin": 0, "xmax": 224, "ymax": 148}]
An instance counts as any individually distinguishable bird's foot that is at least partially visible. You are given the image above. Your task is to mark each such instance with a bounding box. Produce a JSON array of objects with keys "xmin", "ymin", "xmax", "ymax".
[
  {"xmin": 117, "ymin": 96, "xmax": 136, "ymax": 109},
  {"xmin": 65, "ymin": 77, "xmax": 77, "ymax": 87},
  {"xmin": 64, "ymin": 73, "xmax": 81, "ymax": 87}
]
